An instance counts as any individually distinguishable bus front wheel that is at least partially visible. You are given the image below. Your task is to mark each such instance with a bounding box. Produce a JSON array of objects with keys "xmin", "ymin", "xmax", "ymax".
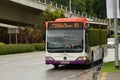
[{"xmin": 54, "ymin": 64, "xmax": 59, "ymax": 69}]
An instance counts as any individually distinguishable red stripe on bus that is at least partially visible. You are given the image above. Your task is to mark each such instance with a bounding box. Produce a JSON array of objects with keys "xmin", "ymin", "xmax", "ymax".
[
  {"xmin": 55, "ymin": 18, "xmax": 86, "ymax": 27},
  {"xmin": 46, "ymin": 22, "xmax": 48, "ymax": 30}
]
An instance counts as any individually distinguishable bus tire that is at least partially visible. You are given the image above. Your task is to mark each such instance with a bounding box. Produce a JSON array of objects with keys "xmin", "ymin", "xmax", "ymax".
[
  {"xmin": 102, "ymin": 48, "xmax": 104, "ymax": 58},
  {"xmin": 91, "ymin": 51, "xmax": 94, "ymax": 63},
  {"xmin": 54, "ymin": 64, "xmax": 59, "ymax": 69},
  {"xmin": 89, "ymin": 51, "xmax": 94, "ymax": 67},
  {"xmin": 101, "ymin": 48, "xmax": 104, "ymax": 63}
]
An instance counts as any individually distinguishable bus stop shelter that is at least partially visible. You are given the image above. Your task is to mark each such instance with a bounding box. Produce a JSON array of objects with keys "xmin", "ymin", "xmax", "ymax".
[{"xmin": 0, "ymin": 23, "xmax": 19, "ymax": 44}]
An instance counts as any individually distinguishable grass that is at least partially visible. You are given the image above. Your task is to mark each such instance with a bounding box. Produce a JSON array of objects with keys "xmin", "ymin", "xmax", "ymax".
[{"xmin": 102, "ymin": 61, "xmax": 120, "ymax": 72}]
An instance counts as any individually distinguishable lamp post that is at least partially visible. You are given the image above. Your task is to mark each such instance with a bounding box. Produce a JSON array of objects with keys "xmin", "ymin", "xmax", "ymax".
[
  {"xmin": 69, "ymin": 0, "xmax": 71, "ymax": 13},
  {"xmin": 69, "ymin": 0, "xmax": 72, "ymax": 17},
  {"xmin": 113, "ymin": 0, "xmax": 119, "ymax": 69}
]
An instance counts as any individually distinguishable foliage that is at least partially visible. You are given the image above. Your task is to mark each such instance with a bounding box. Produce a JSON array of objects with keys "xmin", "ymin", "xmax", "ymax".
[
  {"xmin": 0, "ymin": 44, "xmax": 35, "ymax": 55},
  {"xmin": 35, "ymin": 6, "xmax": 65, "ymax": 43},
  {"xmin": 73, "ymin": 0, "xmax": 86, "ymax": 13},
  {"xmin": 51, "ymin": 8, "xmax": 65, "ymax": 20},
  {"xmin": 0, "ymin": 43, "xmax": 45, "ymax": 55},
  {"xmin": 109, "ymin": 35, "xmax": 120, "ymax": 43},
  {"xmin": 93, "ymin": 0, "xmax": 106, "ymax": 18},
  {"xmin": 0, "ymin": 42, "xmax": 5, "ymax": 45},
  {"xmin": 86, "ymin": 0, "xmax": 96, "ymax": 16},
  {"xmin": 18, "ymin": 26, "xmax": 43, "ymax": 43},
  {"xmin": 32, "ymin": 43, "xmax": 45, "ymax": 51},
  {"xmin": 51, "ymin": 0, "xmax": 106, "ymax": 18},
  {"xmin": 0, "ymin": 6, "xmax": 65, "ymax": 44},
  {"xmin": 118, "ymin": 35, "xmax": 120, "ymax": 43},
  {"xmin": 38, "ymin": 6, "xmax": 65, "ymax": 28},
  {"xmin": 0, "ymin": 28, "xmax": 8, "ymax": 43}
]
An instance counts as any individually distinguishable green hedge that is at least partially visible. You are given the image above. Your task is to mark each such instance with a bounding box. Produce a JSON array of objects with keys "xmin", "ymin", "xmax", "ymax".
[
  {"xmin": 109, "ymin": 35, "xmax": 120, "ymax": 43},
  {"xmin": 118, "ymin": 35, "xmax": 120, "ymax": 43},
  {"xmin": 0, "ymin": 43, "xmax": 45, "ymax": 55},
  {"xmin": 0, "ymin": 42, "xmax": 5, "ymax": 45},
  {"xmin": 32, "ymin": 43, "xmax": 45, "ymax": 51}
]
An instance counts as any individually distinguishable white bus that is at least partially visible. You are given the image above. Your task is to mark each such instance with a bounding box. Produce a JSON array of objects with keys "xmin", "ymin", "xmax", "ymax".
[{"xmin": 45, "ymin": 18, "xmax": 108, "ymax": 68}]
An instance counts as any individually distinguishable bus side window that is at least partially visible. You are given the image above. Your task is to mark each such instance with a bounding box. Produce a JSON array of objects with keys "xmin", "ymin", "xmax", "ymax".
[{"xmin": 85, "ymin": 24, "xmax": 89, "ymax": 52}]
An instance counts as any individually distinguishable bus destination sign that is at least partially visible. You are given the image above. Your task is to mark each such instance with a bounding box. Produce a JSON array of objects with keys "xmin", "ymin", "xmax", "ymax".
[{"xmin": 49, "ymin": 22, "xmax": 82, "ymax": 29}]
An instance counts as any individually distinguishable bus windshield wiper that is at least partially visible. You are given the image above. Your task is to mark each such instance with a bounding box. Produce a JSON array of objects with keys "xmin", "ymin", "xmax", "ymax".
[
  {"xmin": 48, "ymin": 48, "xmax": 83, "ymax": 53},
  {"xmin": 64, "ymin": 49, "xmax": 83, "ymax": 52},
  {"xmin": 48, "ymin": 49, "xmax": 64, "ymax": 53}
]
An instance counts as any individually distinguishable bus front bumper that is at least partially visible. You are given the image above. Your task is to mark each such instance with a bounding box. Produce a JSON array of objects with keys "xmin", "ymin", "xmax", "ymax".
[{"xmin": 46, "ymin": 60, "xmax": 89, "ymax": 65}]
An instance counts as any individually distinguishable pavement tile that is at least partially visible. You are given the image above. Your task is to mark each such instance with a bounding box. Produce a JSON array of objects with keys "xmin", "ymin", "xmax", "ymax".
[
  {"xmin": 101, "ymin": 72, "xmax": 107, "ymax": 80},
  {"xmin": 101, "ymin": 72, "xmax": 120, "ymax": 80}
]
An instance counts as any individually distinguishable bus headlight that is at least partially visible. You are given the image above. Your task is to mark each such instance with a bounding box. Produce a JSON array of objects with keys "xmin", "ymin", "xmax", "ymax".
[
  {"xmin": 45, "ymin": 57, "xmax": 55, "ymax": 60},
  {"xmin": 76, "ymin": 56, "xmax": 87, "ymax": 61},
  {"xmin": 83, "ymin": 57, "xmax": 87, "ymax": 61}
]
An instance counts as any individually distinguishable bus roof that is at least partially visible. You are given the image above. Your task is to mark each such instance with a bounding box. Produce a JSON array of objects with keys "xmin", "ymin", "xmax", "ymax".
[
  {"xmin": 46, "ymin": 18, "xmax": 107, "ymax": 29},
  {"xmin": 87, "ymin": 21, "xmax": 107, "ymax": 25},
  {"xmin": 86, "ymin": 19, "xmax": 107, "ymax": 25},
  {"xmin": 54, "ymin": 18, "xmax": 107, "ymax": 25},
  {"xmin": 55, "ymin": 18, "xmax": 86, "ymax": 22},
  {"xmin": 54, "ymin": 18, "xmax": 87, "ymax": 27}
]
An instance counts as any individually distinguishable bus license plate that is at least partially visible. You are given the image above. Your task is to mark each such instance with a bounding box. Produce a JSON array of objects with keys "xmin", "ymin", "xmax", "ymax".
[{"xmin": 61, "ymin": 61, "xmax": 70, "ymax": 64}]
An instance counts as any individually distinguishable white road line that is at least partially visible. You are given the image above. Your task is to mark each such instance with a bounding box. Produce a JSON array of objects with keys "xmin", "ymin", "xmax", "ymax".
[
  {"xmin": 6, "ymin": 72, "xmax": 18, "ymax": 77},
  {"xmin": 29, "ymin": 62, "xmax": 41, "ymax": 65},
  {"xmin": 69, "ymin": 74, "xmax": 76, "ymax": 78},
  {"xmin": 62, "ymin": 78, "xmax": 68, "ymax": 80},
  {"xmin": 0, "ymin": 61, "xmax": 8, "ymax": 63}
]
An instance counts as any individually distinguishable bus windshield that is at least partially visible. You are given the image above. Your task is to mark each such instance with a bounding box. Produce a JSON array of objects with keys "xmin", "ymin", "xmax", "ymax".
[{"xmin": 47, "ymin": 22, "xmax": 83, "ymax": 53}]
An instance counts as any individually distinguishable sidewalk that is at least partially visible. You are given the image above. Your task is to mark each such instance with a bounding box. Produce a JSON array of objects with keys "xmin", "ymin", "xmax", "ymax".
[
  {"xmin": 100, "ymin": 48, "xmax": 120, "ymax": 80},
  {"xmin": 101, "ymin": 72, "xmax": 120, "ymax": 80}
]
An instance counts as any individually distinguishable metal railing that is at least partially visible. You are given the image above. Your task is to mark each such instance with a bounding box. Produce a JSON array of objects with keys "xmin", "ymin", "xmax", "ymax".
[{"xmin": 31, "ymin": 0, "xmax": 109, "ymax": 24}]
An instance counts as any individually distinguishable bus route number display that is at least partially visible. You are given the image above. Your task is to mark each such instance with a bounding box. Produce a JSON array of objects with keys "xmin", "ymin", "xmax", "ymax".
[{"xmin": 49, "ymin": 22, "xmax": 81, "ymax": 29}]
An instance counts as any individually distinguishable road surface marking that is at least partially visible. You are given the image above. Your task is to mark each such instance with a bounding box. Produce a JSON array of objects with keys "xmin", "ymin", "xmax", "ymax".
[{"xmin": 101, "ymin": 72, "xmax": 107, "ymax": 80}]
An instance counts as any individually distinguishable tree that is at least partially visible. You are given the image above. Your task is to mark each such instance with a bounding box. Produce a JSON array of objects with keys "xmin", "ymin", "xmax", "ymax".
[
  {"xmin": 93, "ymin": 0, "xmax": 106, "ymax": 19},
  {"xmin": 38, "ymin": 6, "xmax": 65, "ymax": 28},
  {"xmin": 72, "ymin": 0, "xmax": 86, "ymax": 13},
  {"xmin": 86, "ymin": 0, "xmax": 95, "ymax": 16},
  {"xmin": 51, "ymin": 8, "xmax": 65, "ymax": 20},
  {"xmin": 37, "ymin": 6, "xmax": 65, "ymax": 42},
  {"xmin": 50, "ymin": 0, "xmax": 107, "ymax": 19}
]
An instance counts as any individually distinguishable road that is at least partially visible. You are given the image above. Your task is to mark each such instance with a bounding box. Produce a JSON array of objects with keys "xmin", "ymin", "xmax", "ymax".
[{"xmin": 0, "ymin": 51, "xmax": 102, "ymax": 80}]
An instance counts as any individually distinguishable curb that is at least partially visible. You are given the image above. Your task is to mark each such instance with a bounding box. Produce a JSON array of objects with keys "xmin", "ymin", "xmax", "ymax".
[{"xmin": 97, "ymin": 63, "xmax": 105, "ymax": 80}]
